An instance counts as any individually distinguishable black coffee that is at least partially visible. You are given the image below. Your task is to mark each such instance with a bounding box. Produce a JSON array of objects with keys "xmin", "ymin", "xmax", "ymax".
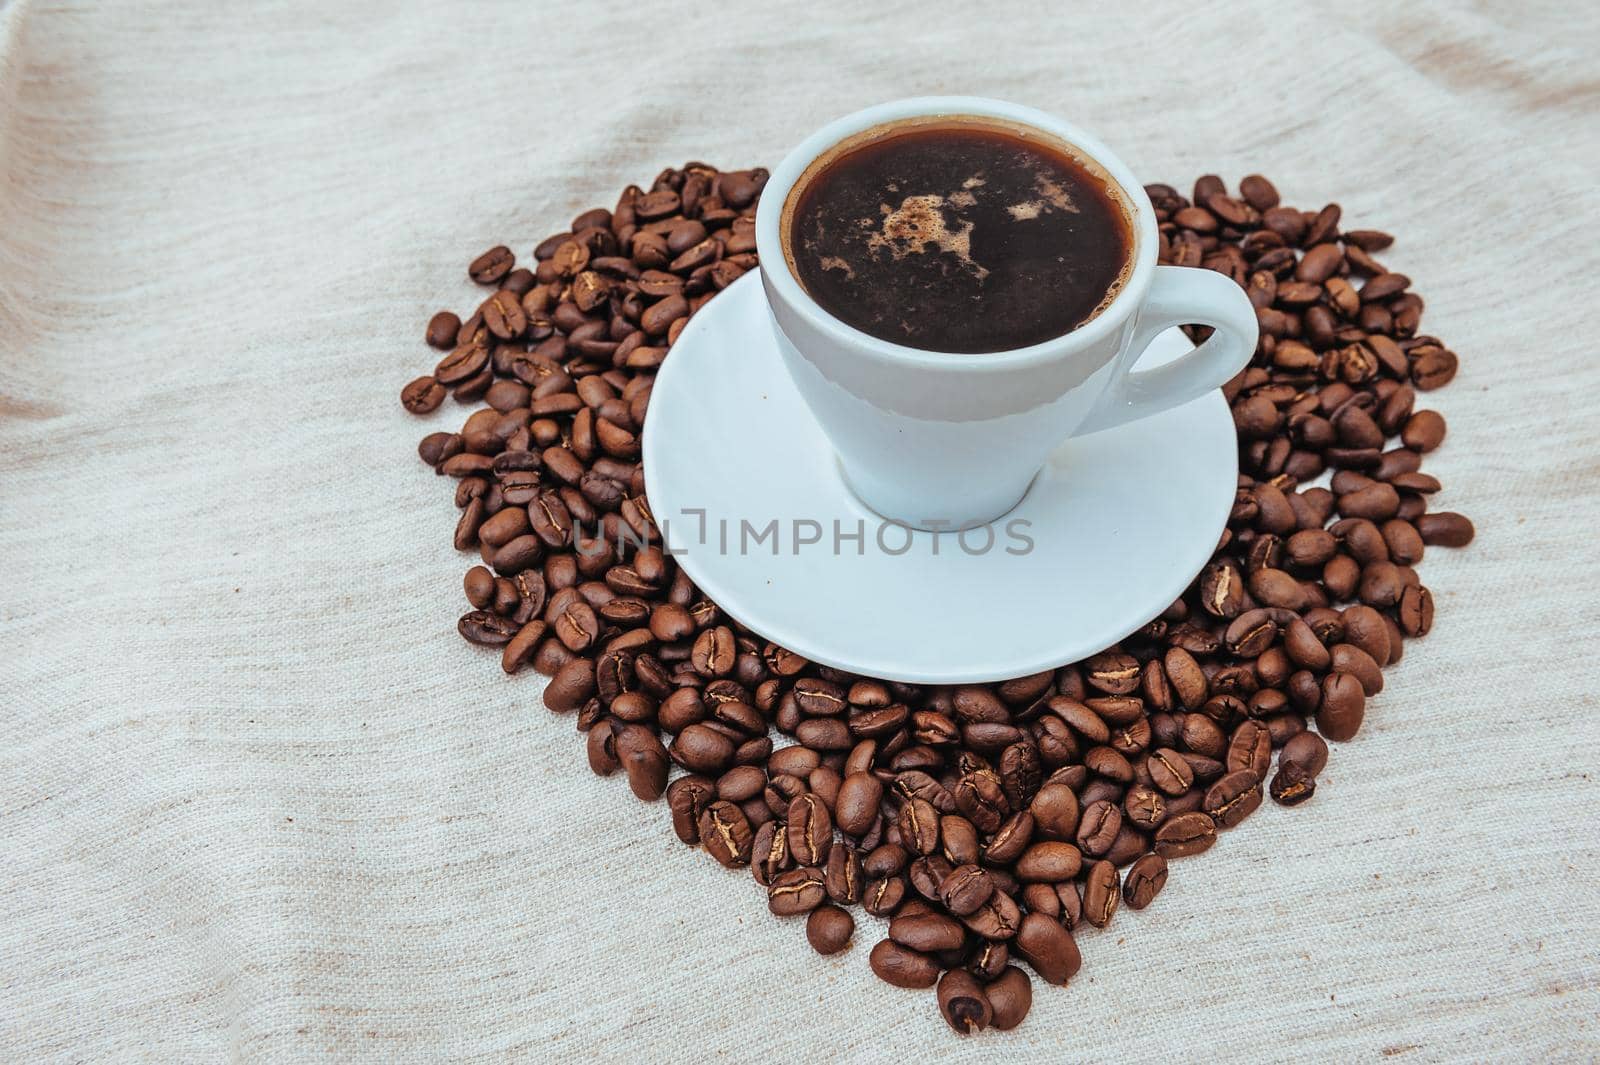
[{"xmin": 783, "ymin": 119, "xmax": 1133, "ymax": 354}]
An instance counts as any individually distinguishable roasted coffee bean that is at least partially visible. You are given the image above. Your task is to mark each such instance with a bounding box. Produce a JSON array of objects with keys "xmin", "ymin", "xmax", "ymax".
[
  {"xmin": 1416, "ymin": 511, "xmax": 1475, "ymax": 547},
  {"xmin": 909, "ymin": 856, "xmax": 955, "ymax": 904},
  {"xmin": 671, "ymin": 723, "xmax": 735, "ymax": 774},
  {"xmin": 1075, "ymin": 799, "xmax": 1122, "ymax": 856},
  {"xmin": 897, "ymin": 797, "xmax": 941, "ymax": 857},
  {"xmin": 1317, "ymin": 672, "xmax": 1366, "ymax": 740},
  {"xmin": 1271, "ymin": 762, "xmax": 1317, "ymax": 805},
  {"xmin": 1200, "ymin": 560, "xmax": 1246, "ymax": 618},
  {"xmin": 939, "ymin": 864, "xmax": 996, "ymax": 916},
  {"xmin": 834, "ymin": 771, "xmax": 884, "ymax": 837},
  {"xmin": 1123, "ymin": 853, "xmax": 1168, "ymax": 910},
  {"xmin": 1154, "ymin": 811, "xmax": 1218, "ymax": 858},
  {"xmin": 1015, "ymin": 841, "xmax": 1082, "ymax": 883},
  {"xmin": 692, "ymin": 625, "xmax": 737, "ymax": 676},
  {"xmin": 1123, "ymin": 784, "xmax": 1166, "ymax": 830},
  {"xmin": 787, "ymin": 794, "xmax": 834, "ymax": 867},
  {"xmin": 425, "ymin": 310, "xmax": 461, "ymax": 349},
  {"xmin": 939, "ymin": 815, "xmax": 980, "ymax": 866},
  {"xmin": 869, "ymin": 939, "xmax": 940, "ymax": 989},
  {"xmin": 816, "ymin": 842, "xmax": 857, "ymax": 903},
  {"xmin": 806, "ymin": 905, "xmax": 854, "ymax": 955},
  {"xmin": 1029, "ymin": 784, "xmax": 1079, "ymax": 842},
  {"xmin": 552, "ymin": 599, "xmax": 600, "ymax": 652},
  {"xmin": 889, "ymin": 911, "xmax": 966, "ymax": 953},
  {"xmin": 1399, "ymin": 584, "xmax": 1434, "ymax": 637},
  {"xmin": 1281, "ymin": 731, "xmax": 1330, "ymax": 776},
  {"xmin": 1226, "ymin": 721, "xmax": 1273, "ymax": 779},
  {"xmin": 863, "ymin": 875, "xmax": 907, "ymax": 917},
  {"xmin": 937, "ymin": 968, "xmax": 993, "ymax": 1035},
  {"xmin": 616, "ymin": 725, "xmax": 669, "ymax": 801},
  {"xmin": 1081, "ymin": 860, "xmax": 1120, "ymax": 928},
  {"xmin": 468, "ymin": 245, "xmax": 514, "ymax": 284},
  {"xmin": 985, "ymin": 966, "xmax": 1034, "ymax": 1031},
  {"xmin": 768, "ymin": 867, "xmax": 827, "ymax": 916},
  {"xmin": 699, "ymin": 801, "xmax": 754, "ymax": 867},
  {"xmin": 458, "ymin": 610, "xmax": 518, "ymax": 646},
  {"xmin": 1204, "ymin": 770, "xmax": 1264, "ymax": 829},
  {"xmin": 666, "ymin": 776, "xmax": 714, "ymax": 844},
  {"xmin": 1014, "ymin": 912, "xmax": 1081, "ymax": 986},
  {"xmin": 501, "ymin": 620, "xmax": 545, "ymax": 674},
  {"xmin": 1147, "ymin": 747, "xmax": 1196, "ymax": 796},
  {"xmin": 543, "ymin": 657, "xmax": 595, "ymax": 713},
  {"xmin": 961, "ymin": 888, "xmax": 1022, "ymax": 941},
  {"xmin": 402, "ymin": 375, "xmax": 447, "ymax": 413}
]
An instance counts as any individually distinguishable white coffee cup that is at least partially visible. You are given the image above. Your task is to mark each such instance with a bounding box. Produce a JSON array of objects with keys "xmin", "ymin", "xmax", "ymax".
[{"xmin": 755, "ymin": 97, "xmax": 1258, "ymax": 531}]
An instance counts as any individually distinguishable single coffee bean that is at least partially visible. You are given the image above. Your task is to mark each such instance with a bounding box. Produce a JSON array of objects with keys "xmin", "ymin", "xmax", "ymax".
[
  {"xmin": 868, "ymin": 939, "xmax": 940, "ymax": 989},
  {"xmin": 939, "ymin": 815, "xmax": 981, "ymax": 867},
  {"xmin": 457, "ymin": 610, "xmax": 518, "ymax": 646},
  {"xmin": 1399, "ymin": 584, "xmax": 1434, "ymax": 637},
  {"xmin": 1029, "ymin": 783, "xmax": 1080, "ymax": 842},
  {"xmin": 468, "ymin": 245, "xmax": 514, "ymax": 284},
  {"xmin": 1281, "ymin": 731, "xmax": 1329, "ymax": 776},
  {"xmin": 666, "ymin": 776, "xmax": 714, "ymax": 844},
  {"xmin": 961, "ymin": 888, "xmax": 1022, "ymax": 941},
  {"xmin": 825, "ymin": 843, "xmax": 862, "ymax": 904},
  {"xmin": 806, "ymin": 904, "xmax": 854, "ymax": 955},
  {"xmin": 1015, "ymin": 841, "xmax": 1083, "ymax": 883},
  {"xmin": 1014, "ymin": 911, "xmax": 1081, "ymax": 986},
  {"xmin": 500, "ymin": 620, "xmax": 545, "ymax": 674},
  {"xmin": 834, "ymin": 771, "xmax": 884, "ymax": 836},
  {"xmin": 1075, "ymin": 799, "xmax": 1122, "ymax": 856},
  {"xmin": 939, "ymin": 864, "xmax": 995, "ymax": 916},
  {"xmin": 1331, "ymin": 643, "xmax": 1384, "ymax": 696},
  {"xmin": 671, "ymin": 723, "xmax": 736, "ymax": 775},
  {"xmin": 1123, "ymin": 784, "xmax": 1166, "ymax": 830},
  {"xmin": 863, "ymin": 875, "xmax": 907, "ymax": 917},
  {"xmin": 1081, "ymin": 860, "xmax": 1119, "ymax": 928},
  {"xmin": 768, "ymin": 866, "xmax": 827, "ymax": 916},
  {"xmin": 1271, "ymin": 762, "xmax": 1318, "ymax": 805},
  {"xmin": 889, "ymin": 911, "xmax": 966, "ymax": 953},
  {"xmin": 985, "ymin": 966, "xmax": 1034, "ymax": 1031},
  {"xmin": 1154, "ymin": 811, "xmax": 1218, "ymax": 858},
  {"xmin": 616, "ymin": 726, "xmax": 669, "ymax": 801},
  {"xmin": 1147, "ymin": 748, "xmax": 1195, "ymax": 796},
  {"xmin": 425, "ymin": 310, "xmax": 461, "ymax": 349},
  {"xmin": 698, "ymin": 801, "xmax": 754, "ymax": 867},
  {"xmin": 1415, "ymin": 511, "xmax": 1474, "ymax": 547},
  {"xmin": 1317, "ymin": 672, "xmax": 1366, "ymax": 741},
  {"xmin": 401, "ymin": 375, "xmax": 447, "ymax": 413},
  {"xmin": 1226, "ymin": 721, "xmax": 1273, "ymax": 779},
  {"xmin": 1123, "ymin": 853, "xmax": 1169, "ymax": 910},
  {"xmin": 908, "ymin": 855, "xmax": 955, "ymax": 903},
  {"xmin": 691, "ymin": 625, "xmax": 737, "ymax": 676},
  {"xmin": 968, "ymin": 940, "xmax": 1010, "ymax": 982},
  {"xmin": 937, "ymin": 968, "xmax": 993, "ymax": 1034},
  {"xmin": 1203, "ymin": 770, "xmax": 1264, "ymax": 829},
  {"xmin": 787, "ymin": 793, "xmax": 834, "ymax": 867}
]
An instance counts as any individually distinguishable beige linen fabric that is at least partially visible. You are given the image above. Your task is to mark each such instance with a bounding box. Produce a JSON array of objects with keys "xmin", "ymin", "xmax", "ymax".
[{"xmin": 2, "ymin": 1, "xmax": 1598, "ymax": 1060}]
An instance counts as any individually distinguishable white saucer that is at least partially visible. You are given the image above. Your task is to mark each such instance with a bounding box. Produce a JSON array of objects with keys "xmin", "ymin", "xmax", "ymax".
[{"xmin": 641, "ymin": 273, "xmax": 1237, "ymax": 684}]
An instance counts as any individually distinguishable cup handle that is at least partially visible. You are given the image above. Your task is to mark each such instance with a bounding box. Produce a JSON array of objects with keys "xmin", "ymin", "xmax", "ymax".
[{"xmin": 1073, "ymin": 265, "xmax": 1258, "ymax": 436}]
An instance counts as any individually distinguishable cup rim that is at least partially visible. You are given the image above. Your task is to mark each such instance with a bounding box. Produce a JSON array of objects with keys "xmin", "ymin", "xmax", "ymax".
[{"xmin": 755, "ymin": 96, "xmax": 1159, "ymax": 373}]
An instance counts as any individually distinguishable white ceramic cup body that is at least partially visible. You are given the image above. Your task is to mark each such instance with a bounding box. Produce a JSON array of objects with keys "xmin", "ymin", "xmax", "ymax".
[{"xmin": 755, "ymin": 96, "xmax": 1258, "ymax": 530}]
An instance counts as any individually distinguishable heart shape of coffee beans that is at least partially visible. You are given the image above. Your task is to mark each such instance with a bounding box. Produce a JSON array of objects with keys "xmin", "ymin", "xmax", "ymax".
[{"xmin": 403, "ymin": 161, "xmax": 1473, "ymax": 1035}]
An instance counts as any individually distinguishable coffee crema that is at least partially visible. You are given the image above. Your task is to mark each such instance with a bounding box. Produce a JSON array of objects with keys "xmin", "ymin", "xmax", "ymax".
[{"xmin": 782, "ymin": 117, "xmax": 1134, "ymax": 354}]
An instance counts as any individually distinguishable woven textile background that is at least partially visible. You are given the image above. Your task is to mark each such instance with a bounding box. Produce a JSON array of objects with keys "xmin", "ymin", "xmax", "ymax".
[{"xmin": 2, "ymin": 1, "xmax": 1597, "ymax": 1060}]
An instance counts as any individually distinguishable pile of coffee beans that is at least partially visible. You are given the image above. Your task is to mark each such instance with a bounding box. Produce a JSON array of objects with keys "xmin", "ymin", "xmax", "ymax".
[{"xmin": 402, "ymin": 164, "xmax": 1473, "ymax": 1035}]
